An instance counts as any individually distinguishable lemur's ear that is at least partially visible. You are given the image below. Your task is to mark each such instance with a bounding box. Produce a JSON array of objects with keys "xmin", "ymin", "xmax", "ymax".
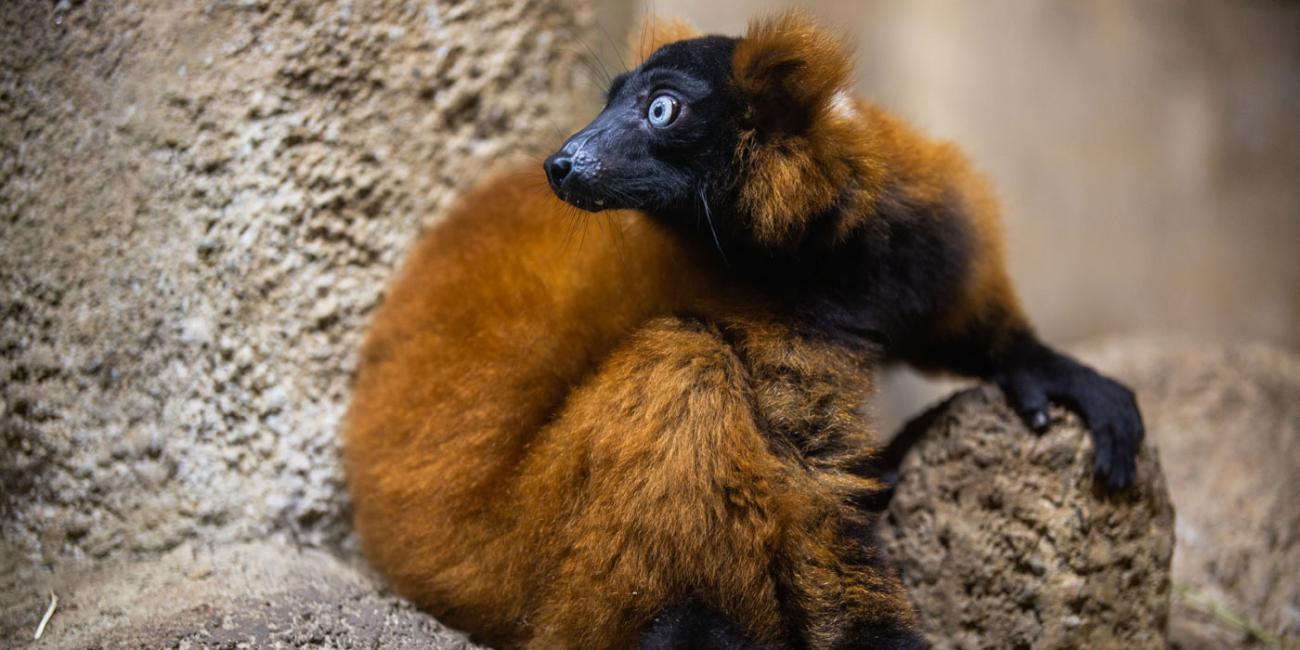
[
  {"xmin": 629, "ymin": 16, "xmax": 700, "ymax": 65},
  {"xmin": 732, "ymin": 12, "xmax": 853, "ymax": 134}
]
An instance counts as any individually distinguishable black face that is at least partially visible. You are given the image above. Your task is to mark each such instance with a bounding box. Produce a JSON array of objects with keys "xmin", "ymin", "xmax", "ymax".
[{"xmin": 544, "ymin": 36, "xmax": 740, "ymax": 218}]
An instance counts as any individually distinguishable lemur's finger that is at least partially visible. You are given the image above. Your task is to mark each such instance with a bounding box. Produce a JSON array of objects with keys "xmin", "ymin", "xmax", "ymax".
[
  {"xmin": 1027, "ymin": 409, "xmax": 1050, "ymax": 432},
  {"xmin": 1002, "ymin": 374, "xmax": 1050, "ymax": 433},
  {"xmin": 1077, "ymin": 377, "xmax": 1144, "ymax": 490},
  {"xmin": 1094, "ymin": 428, "xmax": 1136, "ymax": 490}
]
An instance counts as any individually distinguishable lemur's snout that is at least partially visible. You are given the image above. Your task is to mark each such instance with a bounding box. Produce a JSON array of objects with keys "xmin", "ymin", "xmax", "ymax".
[
  {"xmin": 544, "ymin": 154, "xmax": 573, "ymax": 190},
  {"xmin": 544, "ymin": 146, "xmax": 608, "ymax": 211}
]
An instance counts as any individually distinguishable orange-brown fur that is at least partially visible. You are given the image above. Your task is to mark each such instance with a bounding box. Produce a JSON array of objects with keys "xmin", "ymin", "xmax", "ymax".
[{"xmin": 344, "ymin": 12, "xmax": 1029, "ymax": 649}]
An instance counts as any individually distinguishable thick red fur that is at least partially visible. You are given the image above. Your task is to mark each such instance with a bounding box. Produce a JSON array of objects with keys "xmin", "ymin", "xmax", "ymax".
[{"xmin": 344, "ymin": 12, "xmax": 1031, "ymax": 649}]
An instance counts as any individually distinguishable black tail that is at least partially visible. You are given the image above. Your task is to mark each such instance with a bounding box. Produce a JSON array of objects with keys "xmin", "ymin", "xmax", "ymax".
[
  {"xmin": 639, "ymin": 598, "xmax": 926, "ymax": 650},
  {"xmin": 840, "ymin": 620, "xmax": 927, "ymax": 650},
  {"xmin": 639, "ymin": 597, "xmax": 779, "ymax": 650}
]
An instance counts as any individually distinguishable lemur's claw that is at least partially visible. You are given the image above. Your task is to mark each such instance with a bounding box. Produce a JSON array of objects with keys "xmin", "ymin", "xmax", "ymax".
[
  {"xmin": 999, "ymin": 371, "xmax": 1051, "ymax": 434},
  {"xmin": 1027, "ymin": 409, "xmax": 1050, "ymax": 433}
]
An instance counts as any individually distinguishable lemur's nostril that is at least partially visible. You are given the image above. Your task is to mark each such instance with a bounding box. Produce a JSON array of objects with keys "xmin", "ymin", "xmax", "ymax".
[{"xmin": 544, "ymin": 155, "xmax": 573, "ymax": 188}]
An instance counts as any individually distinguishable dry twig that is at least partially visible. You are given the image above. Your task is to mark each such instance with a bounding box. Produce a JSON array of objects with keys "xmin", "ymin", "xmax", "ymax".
[{"xmin": 33, "ymin": 591, "xmax": 58, "ymax": 641}]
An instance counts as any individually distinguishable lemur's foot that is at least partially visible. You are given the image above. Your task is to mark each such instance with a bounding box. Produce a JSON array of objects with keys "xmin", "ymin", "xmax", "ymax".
[{"xmin": 998, "ymin": 354, "xmax": 1144, "ymax": 491}]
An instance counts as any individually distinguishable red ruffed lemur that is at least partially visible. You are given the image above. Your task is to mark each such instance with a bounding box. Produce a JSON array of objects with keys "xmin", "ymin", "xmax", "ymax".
[{"xmin": 343, "ymin": 13, "xmax": 1144, "ymax": 650}]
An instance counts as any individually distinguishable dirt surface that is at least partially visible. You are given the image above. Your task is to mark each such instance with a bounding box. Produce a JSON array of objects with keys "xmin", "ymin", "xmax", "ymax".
[
  {"xmin": 1080, "ymin": 338, "xmax": 1300, "ymax": 648},
  {"xmin": 0, "ymin": 541, "xmax": 483, "ymax": 649},
  {"xmin": 879, "ymin": 387, "xmax": 1176, "ymax": 649},
  {"xmin": 1, "ymin": 0, "xmax": 597, "ymax": 564}
]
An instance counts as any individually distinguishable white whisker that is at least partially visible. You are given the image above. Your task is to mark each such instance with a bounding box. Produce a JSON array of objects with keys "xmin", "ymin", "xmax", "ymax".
[{"xmin": 698, "ymin": 186, "xmax": 729, "ymax": 267}]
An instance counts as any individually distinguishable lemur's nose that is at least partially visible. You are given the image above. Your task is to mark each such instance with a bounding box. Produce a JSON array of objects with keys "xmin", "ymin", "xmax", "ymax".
[{"xmin": 544, "ymin": 155, "xmax": 573, "ymax": 190}]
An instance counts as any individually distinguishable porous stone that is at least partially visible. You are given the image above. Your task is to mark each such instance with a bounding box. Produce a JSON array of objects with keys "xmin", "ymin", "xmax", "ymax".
[
  {"xmin": 879, "ymin": 386, "xmax": 1176, "ymax": 649},
  {"xmin": 0, "ymin": 0, "xmax": 600, "ymax": 563}
]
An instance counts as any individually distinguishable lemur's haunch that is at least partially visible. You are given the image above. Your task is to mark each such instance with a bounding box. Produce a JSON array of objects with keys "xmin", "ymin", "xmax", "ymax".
[{"xmin": 343, "ymin": 13, "xmax": 1144, "ymax": 650}]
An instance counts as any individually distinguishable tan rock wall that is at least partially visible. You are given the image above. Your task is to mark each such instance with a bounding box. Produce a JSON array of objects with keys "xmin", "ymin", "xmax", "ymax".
[{"xmin": 1, "ymin": 0, "xmax": 601, "ymax": 563}]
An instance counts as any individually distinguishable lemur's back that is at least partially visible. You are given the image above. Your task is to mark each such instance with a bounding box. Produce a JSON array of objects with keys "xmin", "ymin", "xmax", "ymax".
[{"xmin": 342, "ymin": 165, "xmax": 716, "ymax": 644}]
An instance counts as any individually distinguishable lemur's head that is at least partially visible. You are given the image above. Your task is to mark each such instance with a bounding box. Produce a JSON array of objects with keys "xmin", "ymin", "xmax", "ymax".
[{"xmin": 545, "ymin": 12, "xmax": 882, "ymax": 249}]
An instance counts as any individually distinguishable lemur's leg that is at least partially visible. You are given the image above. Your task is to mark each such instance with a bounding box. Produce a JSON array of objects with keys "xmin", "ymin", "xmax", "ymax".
[
  {"xmin": 515, "ymin": 316, "xmax": 919, "ymax": 650},
  {"xmin": 713, "ymin": 315, "xmax": 925, "ymax": 650}
]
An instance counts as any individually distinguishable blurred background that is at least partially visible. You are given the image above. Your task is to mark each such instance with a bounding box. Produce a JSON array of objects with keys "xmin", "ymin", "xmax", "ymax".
[{"xmin": 602, "ymin": 0, "xmax": 1300, "ymax": 428}]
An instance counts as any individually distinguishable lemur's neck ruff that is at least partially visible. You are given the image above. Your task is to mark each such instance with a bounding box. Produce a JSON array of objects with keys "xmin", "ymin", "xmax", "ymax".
[{"xmin": 730, "ymin": 13, "xmax": 890, "ymax": 249}]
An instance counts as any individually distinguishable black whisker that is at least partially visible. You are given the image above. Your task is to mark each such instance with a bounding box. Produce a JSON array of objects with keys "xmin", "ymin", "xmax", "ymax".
[
  {"xmin": 573, "ymin": 30, "xmax": 612, "ymax": 90},
  {"xmin": 595, "ymin": 19, "xmax": 629, "ymax": 75}
]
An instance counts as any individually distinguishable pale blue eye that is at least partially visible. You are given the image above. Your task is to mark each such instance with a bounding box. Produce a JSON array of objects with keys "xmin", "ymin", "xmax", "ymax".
[{"xmin": 646, "ymin": 94, "xmax": 680, "ymax": 128}]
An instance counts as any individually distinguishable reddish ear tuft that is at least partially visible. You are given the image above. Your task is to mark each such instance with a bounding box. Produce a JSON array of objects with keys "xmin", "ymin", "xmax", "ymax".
[
  {"xmin": 729, "ymin": 13, "xmax": 871, "ymax": 247},
  {"xmin": 629, "ymin": 16, "xmax": 701, "ymax": 65},
  {"xmin": 732, "ymin": 12, "xmax": 853, "ymax": 132}
]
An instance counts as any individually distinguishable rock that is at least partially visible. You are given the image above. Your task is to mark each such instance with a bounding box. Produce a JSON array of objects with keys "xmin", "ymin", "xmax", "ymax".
[
  {"xmin": 879, "ymin": 386, "xmax": 1176, "ymax": 649},
  {"xmin": 1079, "ymin": 338, "xmax": 1300, "ymax": 648},
  {"xmin": 0, "ymin": 542, "xmax": 482, "ymax": 649},
  {"xmin": 0, "ymin": 0, "xmax": 603, "ymax": 563}
]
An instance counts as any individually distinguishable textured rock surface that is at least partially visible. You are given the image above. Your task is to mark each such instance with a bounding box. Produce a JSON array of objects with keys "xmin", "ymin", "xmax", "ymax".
[
  {"xmin": 879, "ymin": 387, "xmax": 1176, "ymax": 649},
  {"xmin": 1, "ymin": 0, "xmax": 598, "ymax": 563},
  {"xmin": 0, "ymin": 542, "xmax": 482, "ymax": 649},
  {"xmin": 1080, "ymin": 338, "xmax": 1300, "ymax": 648}
]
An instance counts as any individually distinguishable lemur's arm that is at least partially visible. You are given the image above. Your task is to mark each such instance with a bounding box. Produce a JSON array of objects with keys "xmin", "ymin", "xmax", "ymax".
[
  {"xmin": 897, "ymin": 264, "xmax": 1143, "ymax": 490},
  {"xmin": 873, "ymin": 160, "xmax": 1145, "ymax": 490}
]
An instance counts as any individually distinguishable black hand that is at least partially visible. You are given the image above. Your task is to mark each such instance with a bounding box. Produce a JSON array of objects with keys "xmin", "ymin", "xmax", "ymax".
[{"xmin": 997, "ymin": 344, "xmax": 1145, "ymax": 490}]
